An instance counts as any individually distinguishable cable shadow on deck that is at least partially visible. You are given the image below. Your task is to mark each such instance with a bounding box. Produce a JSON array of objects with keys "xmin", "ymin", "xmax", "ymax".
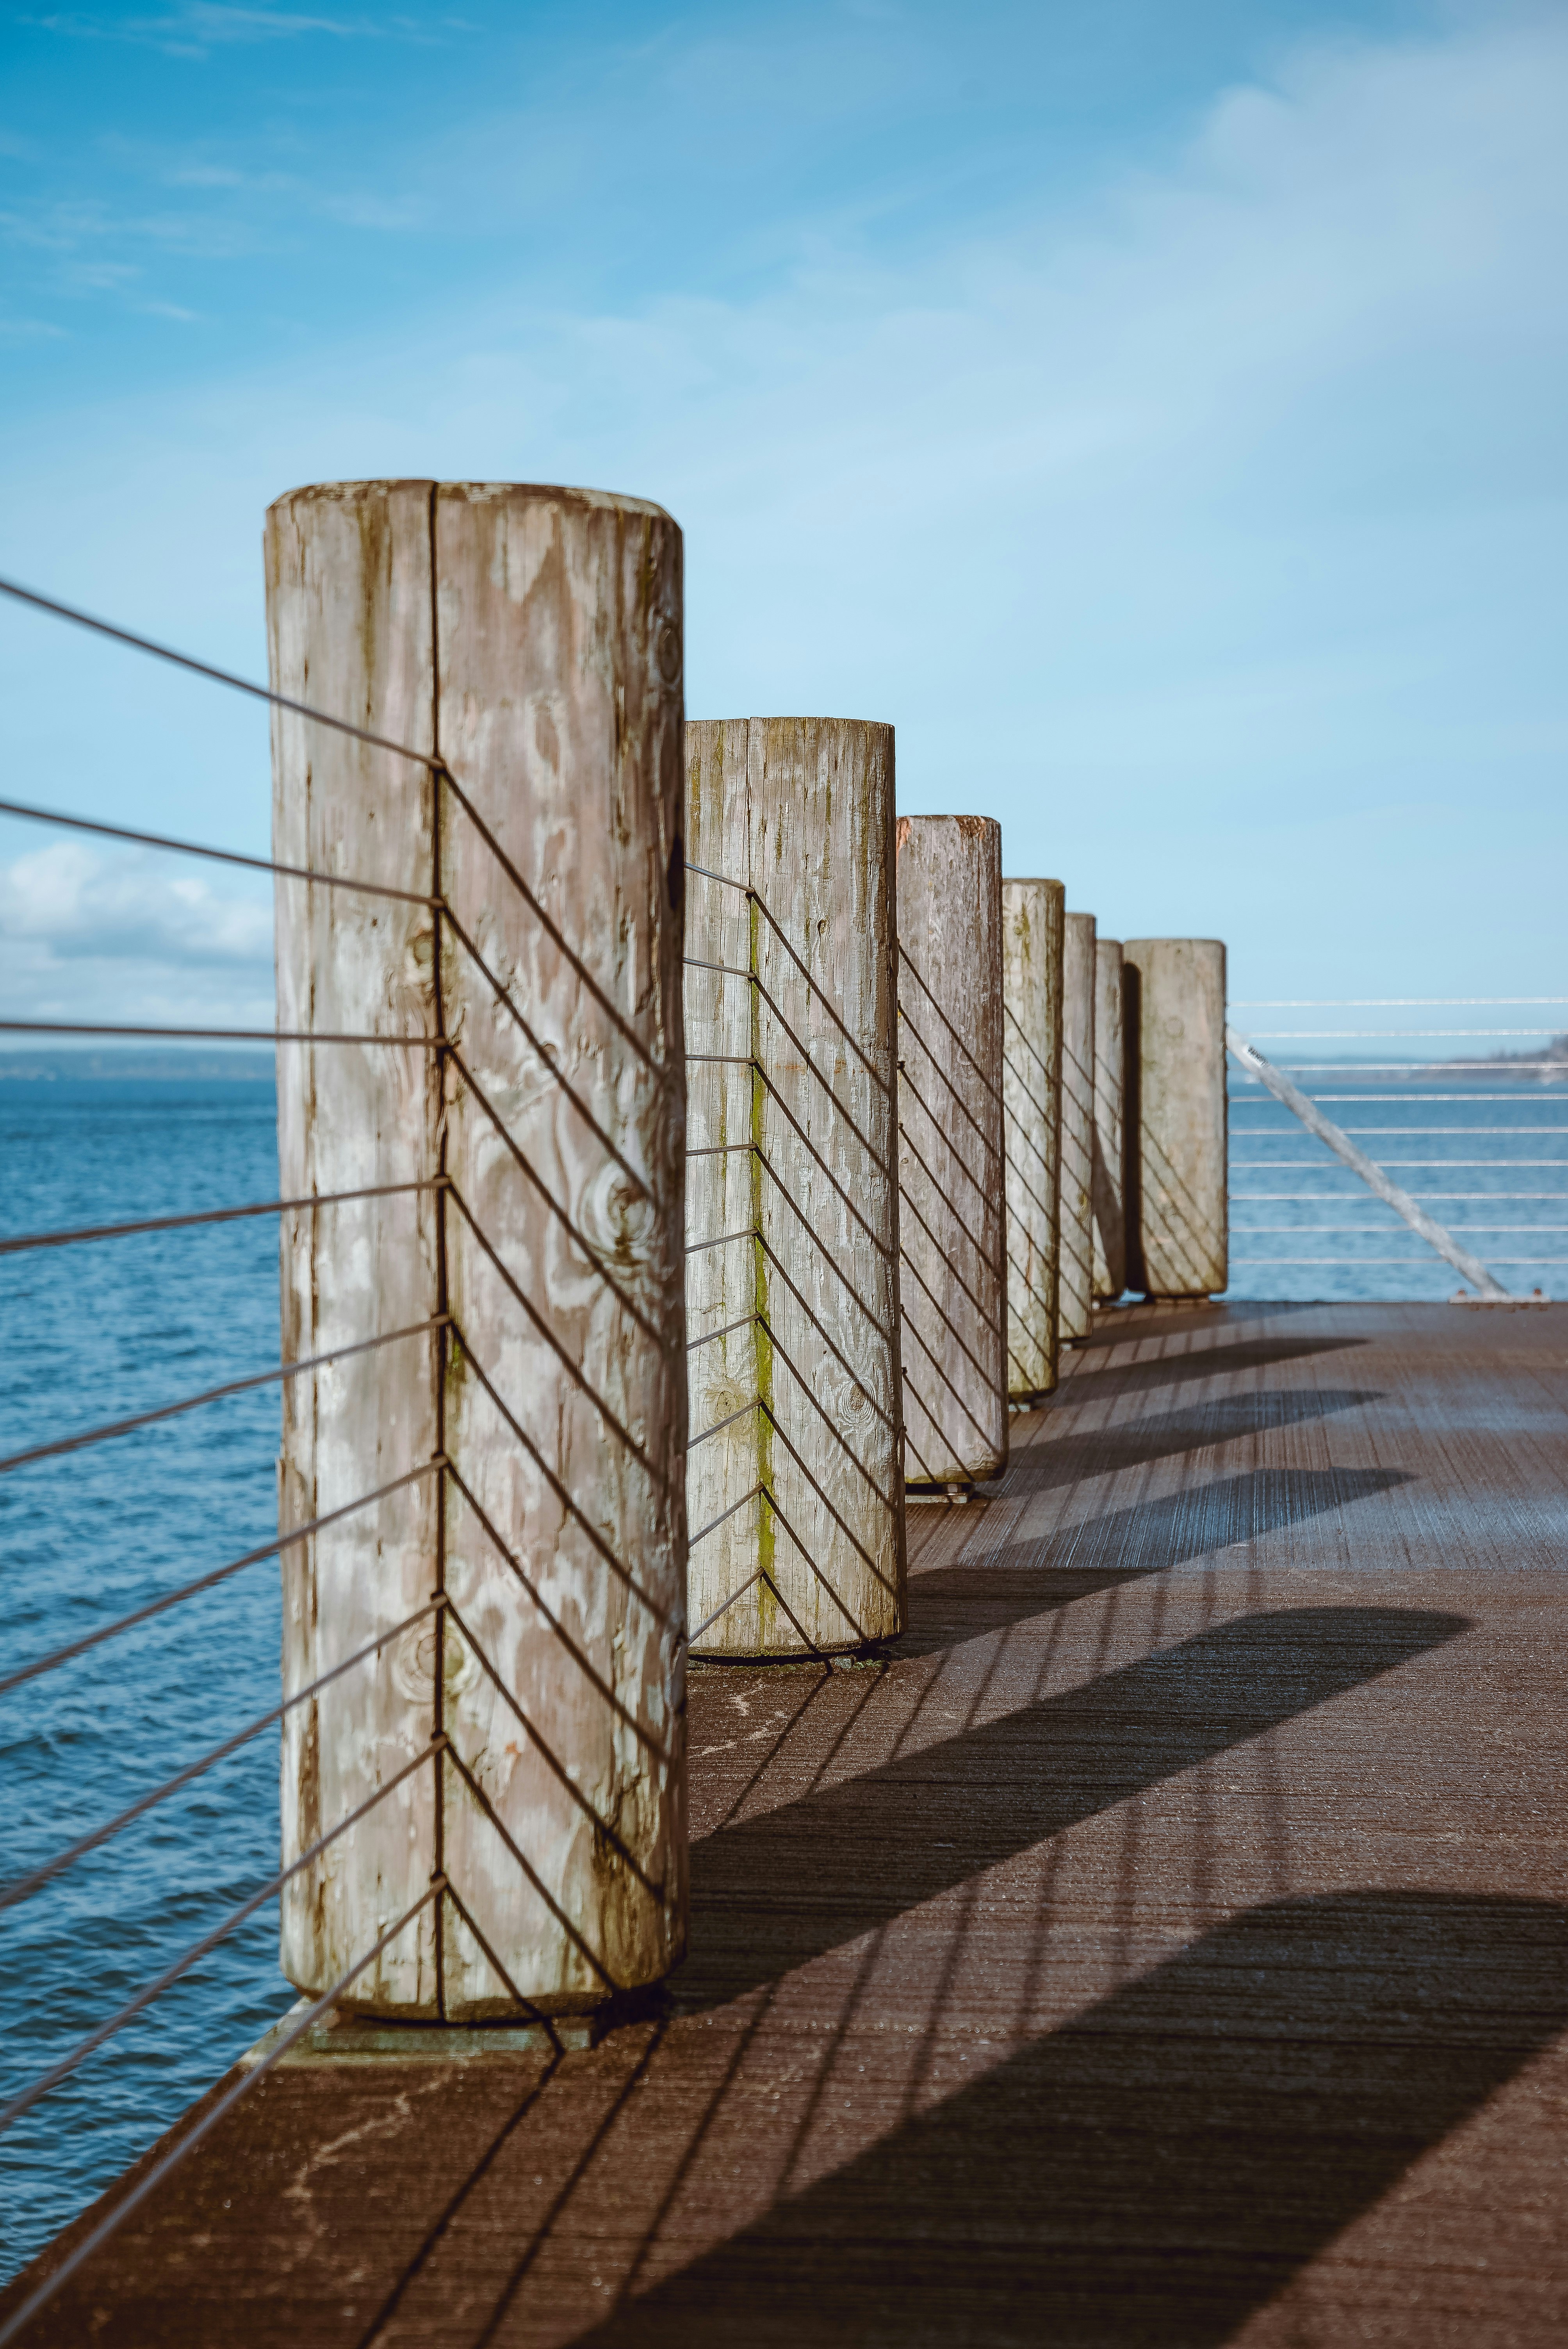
[
  {"xmin": 673, "ymin": 1603, "xmax": 1465, "ymax": 2009},
  {"xmin": 894, "ymin": 1464, "xmax": 1414, "ymax": 1659},
  {"xmin": 577, "ymin": 1888, "xmax": 1568, "ymax": 2349},
  {"xmin": 986, "ymin": 1387, "xmax": 1385, "ymax": 1496}
]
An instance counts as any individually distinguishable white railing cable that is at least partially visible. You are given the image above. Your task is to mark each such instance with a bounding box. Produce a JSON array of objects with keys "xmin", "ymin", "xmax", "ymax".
[
  {"xmin": 1244, "ymin": 1029, "xmax": 1564, "ymax": 1039},
  {"xmin": 1229, "ymin": 998, "xmax": 1568, "ymax": 1008},
  {"xmin": 1224, "ymin": 1027, "xmax": 1514, "ymax": 1301}
]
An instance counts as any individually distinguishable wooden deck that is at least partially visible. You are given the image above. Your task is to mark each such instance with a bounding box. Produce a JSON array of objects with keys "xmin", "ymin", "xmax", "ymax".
[{"xmin": 8, "ymin": 1299, "xmax": 1567, "ymax": 2346}]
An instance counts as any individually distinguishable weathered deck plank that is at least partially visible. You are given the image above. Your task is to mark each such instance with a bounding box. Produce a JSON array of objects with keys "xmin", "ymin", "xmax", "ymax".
[{"xmin": 7, "ymin": 1301, "xmax": 1566, "ymax": 2346}]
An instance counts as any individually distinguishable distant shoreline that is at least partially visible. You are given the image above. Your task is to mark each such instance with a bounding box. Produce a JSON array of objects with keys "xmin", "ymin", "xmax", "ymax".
[
  {"xmin": 1443, "ymin": 1032, "xmax": 1568, "ymax": 1075},
  {"xmin": 0, "ymin": 1049, "xmax": 274, "ymax": 1084}
]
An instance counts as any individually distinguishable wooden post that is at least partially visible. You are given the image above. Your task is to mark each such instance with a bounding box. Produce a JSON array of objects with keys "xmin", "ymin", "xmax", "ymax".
[
  {"xmin": 1123, "ymin": 937, "xmax": 1228, "ymax": 1297},
  {"xmin": 1001, "ymin": 879, "xmax": 1064, "ymax": 1401},
  {"xmin": 896, "ymin": 816, "xmax": 1007, "ymax": 1485},
  {"xmin": 267, "ymin": 481, "xmax": 687, "ymax": 2019},
  {"xmin": 683, "ymin": 719, "xmax": 904, "ymax": 1656},
  {"xmin": 1092, "ymin": 937, "xmax": 1127, "ymax": 1300},
  {"xmin": 1058, "ymin": 911, "xmax": 1097, "ymax": 1343}
]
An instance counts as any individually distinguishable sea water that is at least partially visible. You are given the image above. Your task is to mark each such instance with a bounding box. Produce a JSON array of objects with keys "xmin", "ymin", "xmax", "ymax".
[
  {"xmin": 1, "ymin": 1077, "xmax": 286, "ymax": 2283},
  {"xmin": 1226, "ymin": 1074, "xmax": 1568, "ymax": 1301},
  {"xmin": 1, "ymin": 1066, "xmax": 1563, "ymax": 2282}
]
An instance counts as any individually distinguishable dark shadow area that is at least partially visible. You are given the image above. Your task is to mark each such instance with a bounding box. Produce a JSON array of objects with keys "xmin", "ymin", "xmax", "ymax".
[
  {"xmin": 1121, "ymin": 957, "xmax": 1145, "ymax": 1293},
  {"xmin": 675, "ymin": 1604, "xmax": 1465, "ymax": 2009},
  {"xmin": 584, "ymin": 1889, "xmax": 1568, "ymax": 2347},
  {"xmin": 895, "ymin": 1465, "xmax": 1413, "ymax": 1659},
  {"xmin": 987, "ymin": 1386, "xmax": 1383, "ymax": 1497},
  {"xmin": 1070, "ymin": 1299, "xmax": 1331, "ymax": 1347},
  {"xmin": 1061, "ymin": 1332, "xmax": 1368, "ymax": 1400}
]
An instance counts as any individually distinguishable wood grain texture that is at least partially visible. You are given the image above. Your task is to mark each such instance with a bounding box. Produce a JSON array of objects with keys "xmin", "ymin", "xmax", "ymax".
[
  {"xmin": 1123, "ymin": 937, "xmax": 1228, "ymax": 1298},
  {"xmin": 18, "ymin": 1300, "xmax": 1568, "ymax": 2349},
  {"xmin": 684, "ymin": 719, "xmax": 904, "ymax": 1655},
  {"xmin": 1092, "ymin": 937, "xmax": 1127, "ymax": 1299},
  {"xmin": 1001, "ymin": 879, "xmax": 1064, "ymax": 1401},
  {"xmin": 267, "ymin": 479, "xmax": 687, "ymax": 2018},
  {"xmin": 1057, "ymin": 912, "xmax": 1097, "ymax": 1342},
  {"xmin": 897, "ymin": 816, "xmax": 1007, "ymax": 1483}
]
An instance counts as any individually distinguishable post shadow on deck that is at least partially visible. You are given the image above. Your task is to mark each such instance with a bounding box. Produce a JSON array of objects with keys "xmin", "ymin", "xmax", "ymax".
[
  {"xmin": 987, "ymin": 1383, "xmax": 1386, "ymax": 1498},
  {"xmin": 580, "ymin": 1887, "xmax": 1567, "ymax": 2349},
  {"xmin": 894, "ymin": 1462, "xmax": 1413, "ymax": 1657},
  {"xmin": 0, "ymin": 1598, "xmax": 1479, "ymax": 2347},
  {"xmin": 326, "ymin": 1596, "xmax": 1472, "ymax": 2346},
  {"xmin": 1060, "ymin": 1330, "xmax": 1368, "ymax": 1400},
  {"xmin": 677, "ymin": 1603, "xmax": 1465, "ymax": 2004}
]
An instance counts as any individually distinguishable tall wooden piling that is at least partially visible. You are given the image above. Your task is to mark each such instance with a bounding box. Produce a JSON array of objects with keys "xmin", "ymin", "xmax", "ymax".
[
  {"xmin": 1092, "ymin": 937, "xmax": 1127, "ymax": 1300},
  {"xmin": 267, "ymin": 480, "xmax": 687, "ymax": 2018},
  {"xmin": 897, "ymin": 816, "xmax": 1007, "ymax": 1485},
  {"xmin": 683, "ymin": 719, "xmax": 903, "ymax": 1656},
  {"xmin": 1001, "ymin": 879, "xmax": 1065, "ymax": 1400},
  {"xmin": 1058, "ymin": 911, "xmax": 1098, "ymax": 1344},
  {"xmin": 1123, "ymin": 937, "xmax": 1228, "ymax": 1297}
]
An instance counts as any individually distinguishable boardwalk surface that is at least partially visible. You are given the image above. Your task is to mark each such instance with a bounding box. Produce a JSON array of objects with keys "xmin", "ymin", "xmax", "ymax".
[{"xmin": 7, "ymin": 1300, "xmax": 1566, "ymax": 2346}]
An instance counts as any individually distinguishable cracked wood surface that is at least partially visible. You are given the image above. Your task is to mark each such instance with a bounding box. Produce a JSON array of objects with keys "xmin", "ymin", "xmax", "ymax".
[
  {"xmin": 1092, "ymin": 937, "xmax": 1127, "ymax": 1301},
  {"xmin": 267, "ymin": 481, "xmax": 688, "ymax": 2018},
  {"xmin": 1058, "ymin": 911, "xmax": 1098, "ymax": 1343},
  {"xmin": 1123, "ymin": 938, "xmax": 1228, "ymax": 1299},
  {"xmin": 896, "ymin": 816, "xmax": 1007, "ymax": 1483},
  {"xmin": 8, "ymin": 1300, "xmax": 1567, "ymax": 2346},
  {"xmin": 1001, "ymin": 878, "xmax": 1064, "ymax": 1401},
  {"xmin": 682, "ymin": 719, "xmax": 903, "ymax": 1655}
]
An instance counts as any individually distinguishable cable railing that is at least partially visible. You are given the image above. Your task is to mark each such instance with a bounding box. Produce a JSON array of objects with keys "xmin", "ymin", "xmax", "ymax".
[
  {"xmin": 0, "ymin": 524, "xmax": 686, "ymax": 2331},
  {"xmin": 6, "ymin": 551, "xmax": 1556, "ymax": 2335},
  {"xmin": 681, "ymin": 847, "xmax": 903, "ymax": 1658},
  {"xmin": 1226, "ymin": 1003, "xmax": 1568, "ymax": 1301},
  {"xmin": 893, "ymin": 818, "xmax": 1009, "ymax": 1490}
]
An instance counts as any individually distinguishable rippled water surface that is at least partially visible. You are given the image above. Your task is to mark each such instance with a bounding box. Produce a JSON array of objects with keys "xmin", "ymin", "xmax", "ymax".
[
  {"xmin": 1227, "ymin": 1074, "xmax": 1568, "ymax": 1300},
  {"xmin": 2, "ymin": 1063, "xmax": 1562, "ymax": 2285},
  {"xmin": 1, "ymin": 1076, "xmax": 287, "ymax": 2284}
]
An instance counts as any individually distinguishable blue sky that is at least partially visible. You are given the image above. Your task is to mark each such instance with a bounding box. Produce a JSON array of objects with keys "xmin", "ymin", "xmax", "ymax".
[{"xmin": 0, "ymin": 0, "xmax": 1563, "ymax": 1039}]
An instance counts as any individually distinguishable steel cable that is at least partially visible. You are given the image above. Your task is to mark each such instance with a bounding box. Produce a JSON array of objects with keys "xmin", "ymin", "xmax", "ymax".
[
  {"xmin": 900, "ymin": 951, "xmax": 1003, "ymax": 1107},
  {"xmin": 0, "ymin": 1458, "xmax": 444, "ymax": 1699},
  {"xmin": 0, "ymin": 1315, "xmax": 446, "ymax": 1479},
  {"xmin": 444, "ymin": 1598, "xmax": 665, "ymax": 1899},
  {"xmin": 0, "ymin": 1019, "xmax": 446, "ymax": 1048},
  {"xmin": 0, "ymin": 574, "xmax": 439, "ymax": 767},
  {"xmin": 445, "ymin": 1042, "xmax": 668, "ymax": 1355},
  {"xmin": 0, "ymin": 1736, "xmax": 444, "ymax": 2136},
  {"xmin": 0, "ymin": 1178, "xmax": 442, "ymax": 1260},
  {"xmin": 0, "ymin": 1596, "xmax": 447, "ymax": 1913},
  {"xmin": 0, "ymin": 1883, "xmax": 446, "ymax": 2349},
  {"xmin": 0, "ymin": 791, "xmax": 437, "ymax": 909},
  {"xmin": 447, "ymin": 1321, "xmax": 676, "ymax": 1631}
]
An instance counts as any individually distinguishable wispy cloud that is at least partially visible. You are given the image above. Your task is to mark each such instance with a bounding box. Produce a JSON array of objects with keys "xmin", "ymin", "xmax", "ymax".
[
  {"xmin": 0, "ymin": 195, "xmax": 257, "ymax": 265},
  {"xmin": 27, "ymin": 4, "xmax": 451, "ymax": 57},
  {"xmin": 0, "ymin": 170, "xmax": 429, "ymax": 310}
]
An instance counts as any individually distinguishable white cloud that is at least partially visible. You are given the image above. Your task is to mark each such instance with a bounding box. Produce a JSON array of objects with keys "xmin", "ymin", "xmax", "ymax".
[
  {"xmin": 1, "ymin": 5, "xmax": 1564, "ymax": 1007},
  {"xmin": 0, "ymin": 842, "xmax": 274, "ymax": 1029}
]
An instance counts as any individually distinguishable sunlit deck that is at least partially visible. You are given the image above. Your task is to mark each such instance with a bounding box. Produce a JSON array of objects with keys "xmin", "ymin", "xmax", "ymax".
[{"xmin": 8, "ymin": 1297, "xmax": 1566, "ymax": 2347}]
